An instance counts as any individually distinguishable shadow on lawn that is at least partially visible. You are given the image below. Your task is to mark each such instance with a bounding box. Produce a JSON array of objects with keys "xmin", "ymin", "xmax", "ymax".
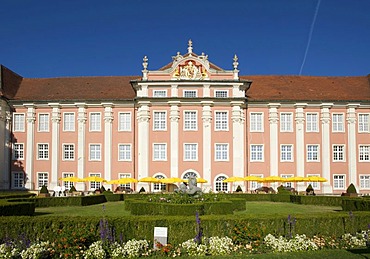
[
  {"xmin": 33, "ymin": 212, "xmax": 52, "ymax": 216},
  {"xmin": 347, "ymin": 248, "xmax": 370, "ymax": 258}
]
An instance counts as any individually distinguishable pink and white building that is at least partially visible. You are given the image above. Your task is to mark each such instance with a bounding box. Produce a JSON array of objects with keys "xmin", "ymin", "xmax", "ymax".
[{"xmin": 1, "ymin": 41, "xmax": 370, "ymax": 194}]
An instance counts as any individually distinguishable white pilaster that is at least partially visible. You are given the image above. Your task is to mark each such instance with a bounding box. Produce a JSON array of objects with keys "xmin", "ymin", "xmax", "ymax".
[
  {"xmin": 202, "ymin": 101, "xmax": 213, "ymax": 191},
  {"xmin": 76, "ymin": 103, "xmax": 86, "ymax": 191},
  {"xmin": 203, "ymin": 84, "xmax": 210, "ymax": 98},
  {"xmin": 171, "ymin": 84, "xmax": 178, "ymax": 97},
  {"xmin": 49, "ymin": 103, "xmax": 61, "ymax": 189},
  {"xmin": 0, "ymin": 104, "xmax": 10, "ymax": 189},
  {"xmin": 137, "ymin": 102, "xmax": 150, "ymax": 191},
  {"xmin": 321, "ymin": 103, "xmax": 333, "ymax": 193},
  {"xmin": 231, "ymin": 101, "xmax": 245, "ymax": 190},
  {"xmin": 103, "ymin": 103, "xmax": 113, "ymax": 184},
  {"xmin": 169, "ymin": 101, "xmax": 180, "ymax": 178},
  {"xmin": 347, "ymin": 104, "xmax": 359, "ymax": 189},
  {"xmin": 268, "ymin": 103, "xmax": 280, "ymax": 189},
  {"xmin": 295, "ymin": 103, "xmax": 307, "ymax": 191},
  {"xmin": 25, "ymin": 104, "xmax": 35, "ymax": 190}
]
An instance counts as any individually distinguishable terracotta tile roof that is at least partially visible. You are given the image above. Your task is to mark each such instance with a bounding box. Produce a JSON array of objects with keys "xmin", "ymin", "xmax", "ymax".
[
  {"xmin": 10, "ymin": 76, "xmax": 139, "ymax": 102},
  {"xmin": 0, "ymin": 65, "xmax": 23, "ymax": 99},
  {"xmin": 242, "ymin": 75, "xmax": 370, "ymax": 102}
]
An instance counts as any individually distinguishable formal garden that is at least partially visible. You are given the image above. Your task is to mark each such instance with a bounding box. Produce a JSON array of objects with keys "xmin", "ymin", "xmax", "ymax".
[{"xmin": 2, "ymin": 183, "xmax": 370, "ymax": 258}]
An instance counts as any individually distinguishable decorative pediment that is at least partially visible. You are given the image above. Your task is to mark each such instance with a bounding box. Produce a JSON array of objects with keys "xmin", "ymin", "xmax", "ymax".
[{"xmin": 172, "ymin": 60, "xmax": 208, "ymax": 80}]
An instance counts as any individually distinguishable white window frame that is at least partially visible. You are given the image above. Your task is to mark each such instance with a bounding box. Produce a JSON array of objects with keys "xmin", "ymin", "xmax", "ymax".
[
  {"xmin": 153, "ymin": 143, "xmax": 167, "ymax": 161},
  {"xmin": 280, "ymin": 144, "xmax": 293, "ymax": 162},
  {"xmin": 306, "ymin": 113, "xmax": 319, "ymax": 132},
  {"xmin": 37, "ymin": 143, "xmax": 49, "ymax": 160},
  {"xmin": 37, "ymin": 172, "xmax": 49, "ymax": 189},
  {"xmin": 118, "ymin": 112, "xmax": 131, "ymax": 131},
  {"xmin": 250, "ymin": 144, "xmax": 264, "ymax": 162},
  {"xmin": 215, "ymin": 90, "xmax": 228, "ymax": 98},
  {"xmin": 62, "ymin": 172, "xmax": 75, "ymax": 189},
  {"xmin": 118, "ymin": 144, "xmax": 132, "ymax": 161},
  {"xmin": 89, "ymin": 144, "xmax": 101, "ymax": 161},
  {"xmin": 62, "ymin": 144, "xmax": 75, "ymax": 161},
  {"xmin": 332, "ymin": 144, "xmax": 345, "ymax": 162},
  {"xmin": 184, "ymin": 143, "xmax": 198, "ymax": 161},
  {"xmin": 332, "ymin": 113, "xmax": 344, "ymax": 132},
  {"xmin": 280, "ymin": 113, "xmax": 293, "ymax": 132},
  {"xmin": 333, "ymin": 174, "xmax": 345, "ymax": 190},
  {"xmin": 215, "ymin": 111, "xmax": 228, "ymax": 131},
  {"xmin": 153, "ymin": 90, "xmax": 167, "ymax": 97},
  {"xmin": 307, "ymin": 144, "xmax": 320, "ymax": 162},
  {"xmin": 153, "ymin": 174, "xmax": 166, "ymax": 192},
  {"xmin": 89, "ymin": 112, "xmax": 101, "ymax": 132},
  {"xmin": 250, "ymin": 112, "xmax": 264, "ymax": 132},
  {"xmin": 215, "ymin": 143, "xmax": 229, "ymax": 161},
  {"xmin": 360, "ymin": 175, "xmax": 370, "ymax": 190},
  {"xmin": 359, "ymin": 145, "xmax": 370, "ymax": 162},
  {"xmin": 281, "ymin": 174, "xmax": 294, "ymax": 188},
  {"xmin": 306, "ymin": 174, "xmax": 320, "ymax": 190},
  {"xmin": 153, "ymin": 111, "xmax": 167, "ymax": 131},
  {"xmin": 12, "ymin": 171, "xmax": 24, "ymax": 189},
  {"xmin": 13, "ymin": 143, "xmax": 24, "ymax": 160},
  {"xmin": 184, "ymin": 111, "xmax": 197, "ymax": 131},
  {"xmin": 183, "ymin": 90, "xmax": 197, "ymax": 98},
  {"xmin": 250, "ymin": 174, "xmax": 263, "ymax": 190},
  {"xmin": 358, "ymin": 113, "xmax": 370, "ymax": 133},
  {"xmin": 215, "ymin": 175, "xmax": 228, "ymax": 192},
  {"xmin": 89, "ymin": 173, "xmax": 101, "ymax": 190},
  {"xmin": 63, "ymin": 112, "xmax": 75, "ymax": 131},
  {"xmin": 119, "ymin": 173, "xmax": 133, "ymax": 189},
  {"xmin": 38, "ymin": 113, "xmax": 49, "ymax": 132},
  {"xmin": 13, "ymin": 113, "xmax": 25, "ymax": 132}
]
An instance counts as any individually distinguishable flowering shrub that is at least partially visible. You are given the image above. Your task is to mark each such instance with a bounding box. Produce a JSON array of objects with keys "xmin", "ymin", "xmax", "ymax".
[
  {"xmin": 83, "ymin": 241, "xmax": 106, "ymax": 259},
  {"xmin": 207, "ymin": 236, "xmax": 234, "ymax": 255}
]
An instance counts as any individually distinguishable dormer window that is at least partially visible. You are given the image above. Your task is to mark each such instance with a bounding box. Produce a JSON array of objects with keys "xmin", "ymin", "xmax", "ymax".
[
  {"xmin": 153, "ymin": 90, "xmax": 167, "ymax": 97},
  {"xmin": 184, "ymin": 90, "xmax": 197, "ymax": 98},
  {"xmin": 215, "ymin": 90, "xmax": 228, "ymax": 98}
]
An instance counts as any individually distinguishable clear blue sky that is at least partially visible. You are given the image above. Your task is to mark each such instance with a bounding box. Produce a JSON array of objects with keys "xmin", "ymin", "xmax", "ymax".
[{"xmin": 1, "ymin": 0, "xmax": 369, "ymax": 78}]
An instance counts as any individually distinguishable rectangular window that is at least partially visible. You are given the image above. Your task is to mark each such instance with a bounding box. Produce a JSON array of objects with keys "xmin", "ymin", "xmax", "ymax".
[
  {"xmin": 153, "ymin": 111, "xmax": 166, "ymax": 130},
  {"xmin": 359, "ymin": 114, "xmax": 370, "ymax": 132},
  {"xmin": 184, "ymin": 90, "xmax": 197, "ymax": 98},
  {"xmin": 184, "ymin": 143, "xmax": 198, "ymax": 161},
  {"xmin": 281, "ymin": 145, "xmax": 293, "ymax": 161},
  {"xmin": 12, "ymin": 171, "xmax": 24, "ymax": 189},
  {"xmin": 306, "ymin": 113, "xmax": 318, "ymax": 132},
  {"xmin": 63, "ymin": 113, "xmax": 75, "ymax": 131},
  {"xmin": 184, "ymin": 111, "xmax": 197, "ymax": 130},
  {"xmin": 333, "ymin": 145, "xmax": 345, "ymax": 161},
  {"xmin": 333, "ymin": 175, "xmax": 345, "ymax": 189},
  {"xmin": 89, "ymin": 144, "xmax": 101, "ymax": 161},
  {"xmin": 118, "ymin": 144, "xmax": 131, "ymax": 161},
  {"xmin": 307, "ymin": 174, "xmax": 320, "ymax": 190},
  {"xmin": 119, "ymin": 173, "xmax": 133, "ymax": 189},
  {"xmin": 62, "ymin": 172, "xmax": 75, "ymax": 189},
  {"xmin": 38, "ymin": 144, "xmax": 49, "ymax": 160},
  {"xmin": 90, "ymin": 112, "xmax": 101, "ymax": 131},
  {"xmin": 37, "ymin": 172, "xmax": 48, "ymax": 189},
  {"xmin": 250, "ymin": 145, "xmax": 263, "ymax": 161},
  {"xmin": 63, "ymin": 144, "xmax": 75, "ymax": 160},
  {"xmin": 307, "ymin": 145, "xmax": 319, "ymax": 161},
  {"xmin": 215, "ymin": 144, "xmax": 228, "ymax": 161},
  {"xmin": 153, "ymin": 144, "xmax": 166, "ymax": 161},
  {"xmin": 13, "ymin": 143, "xmax": 24, "ymax": 160},
  {"xmin": 359, "ymin": 145, "xmax": 370, "ymax": 161},
  {"xmin": 280, "ymin": 113, "xmax": 293, "ymax": 132},
  {"xmin": 250, "ymin": 112, "xmax": 263, "ymax": 132},
  {"xmin": 118, "ymin": 112, "xmax": 131, "ymax": 131},
  {"xmin": 332, "ymin": 114, "xmax": 344, "ymax": 132},
  {"xmin": 89, "ymin": 173, "xmax": 101, "ymax": 190},
  {"xmin": 38, "ymin": 114, "xmax": 49, "ymax": 132},
  {"xmin": 153, "ymin": 90, "xmax": 167, "ymax": 97},
  {"xmin": 360, "ymin": 175, "xmax": 370, "ymax": 189},
  {"xmin": 13, "ymin": 114, "xmax": 25, "ymax": 132},
  {"xmin": 215, "ymin": 90, "xmax": 228, "ymax": 98},
  {"xmin": 281, "ymin": 174, "xmax": 294, "ymax": 188},
  {"xmin": 250, "ymin": 175, "xmax": 263, "ymax": 190},
  {"xmin": 215, "ymin": 111, "xmax": 228, "ymax": 130}
]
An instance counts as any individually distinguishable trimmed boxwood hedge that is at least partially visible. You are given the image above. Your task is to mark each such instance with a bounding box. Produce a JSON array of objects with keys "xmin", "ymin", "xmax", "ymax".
[
  {"xmin": 342, "ymin": 198, "xmax": 370, "ymax": 211},
  {"xmin": 0, "ymin": 201, "xmax": 35, "ymax": 216}
]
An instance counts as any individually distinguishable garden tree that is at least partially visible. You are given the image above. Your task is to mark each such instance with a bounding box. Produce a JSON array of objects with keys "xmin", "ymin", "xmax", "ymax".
[
  {"xmin": 235, "ymin": 185, "xmax": 242, "ymax": 192},
  {"xmin": 39, "ymin": 185, "xmax": 49, "ymax": 194},
  {"xmin": 306, "ymin": 184, "xmax": 315, "ymax": 195},
  {"xmin": 277, "ymin": 185, "xmax": 290, "ymax": 195},
  {"xmin": 69, "ymin": 185, "xmax": 77, "ymax": 193},
  {"xmin": 346, "ymin": 183, "xmax": 357, "ymax": 194}
]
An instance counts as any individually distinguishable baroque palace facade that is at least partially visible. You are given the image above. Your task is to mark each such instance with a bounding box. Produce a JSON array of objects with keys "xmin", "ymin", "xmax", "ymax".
[{"xmin": 1, "ymin": 41, "xmax": 370, "ymax": 194}]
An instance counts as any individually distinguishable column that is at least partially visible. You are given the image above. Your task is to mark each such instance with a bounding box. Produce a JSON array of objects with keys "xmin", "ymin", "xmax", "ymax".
[
  {"xmin": 321, "ymin": 104, "xmax": 333, "ymax": 193},
  {"xmin": 295, "ymin": 103, "xmax": 307, "ymax": 191},
  {"xmin": 103, "ymin": 103, "xmax": 113, "ymax": 186},
  {"xmin": 49, "ymin": 103, "xmax": 61, "ymax": 189},
  {"xmin": 137, "ymin": 102, "xmax": 150, "ymax": 191},
  {"xmin": 201, "ymin": 101, "xmax": 213, "ymax": 190},
  {"xmin": 347, "ymin": 104, "xmax": 359, "ymax": 189},
  {"xmin": 0, "ymin": 105, "xmax": 11, "ymax": 189},
  {"xmin": 76, "ymin": 103, "xmax": 86, "ymax": 191},
  {"xmin": 25, "ymin": 104, "xmax": 35, "ymax": 190},
  {"xmin": 231, "ymin": 101, "xmax": 245, "ymax": 190},
  {"xmin": 169, "ymin": 101, "xmax": 180, "ymax": 178},
  {"xmin": 268, "ymin": 103, "xmax": 280, "ymax": 189}
]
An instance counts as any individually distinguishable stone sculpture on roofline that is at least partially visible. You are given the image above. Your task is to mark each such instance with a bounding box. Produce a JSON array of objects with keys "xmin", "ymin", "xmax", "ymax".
[{"xmin": 175, "ymin": 176, "xmax": 203, "ymax": 198}]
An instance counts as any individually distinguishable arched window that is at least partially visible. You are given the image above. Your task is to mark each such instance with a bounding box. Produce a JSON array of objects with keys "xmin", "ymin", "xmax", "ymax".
[
  {"xmin": 153, "ymin": 175, "xmax": 166, "ymax": 192},
  {"xmin": 183, "ymin": 171, "xmax": 198, "ymax": 179},
  {"xmin": 215, "ymin": 176, "xmax": 228, "ymax": 192}
]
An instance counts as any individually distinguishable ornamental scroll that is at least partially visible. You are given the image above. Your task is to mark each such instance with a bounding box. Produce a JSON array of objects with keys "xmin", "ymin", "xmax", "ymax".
[{"xmin": 172, "ymin": 60, "xmax": 208, "ymax": 80}]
